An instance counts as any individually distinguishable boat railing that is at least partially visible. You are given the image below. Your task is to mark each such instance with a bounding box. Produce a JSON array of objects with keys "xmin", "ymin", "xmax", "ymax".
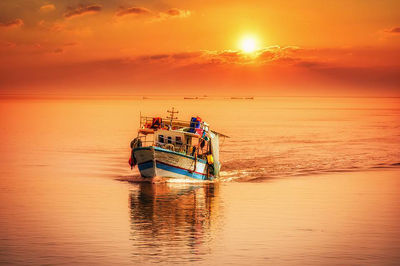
[
  {"xmin": 140, "ymin": 115, "xmax": 204, "ymax": 129},
  {"xmin": 136, "ymin": 134, "xmax": 207, "ymax": 157}
]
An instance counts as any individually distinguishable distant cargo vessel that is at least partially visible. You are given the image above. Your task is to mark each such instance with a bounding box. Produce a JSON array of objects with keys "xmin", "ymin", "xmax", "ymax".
[{"xmin": 129, "ymin": 108, "xmax": 228, "ymax": 181}]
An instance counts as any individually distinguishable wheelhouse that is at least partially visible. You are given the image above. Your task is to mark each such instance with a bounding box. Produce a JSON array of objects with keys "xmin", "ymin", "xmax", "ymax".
[{"xmin": 137, "ymin": 117, "xmax": 212, "ymax": 161}]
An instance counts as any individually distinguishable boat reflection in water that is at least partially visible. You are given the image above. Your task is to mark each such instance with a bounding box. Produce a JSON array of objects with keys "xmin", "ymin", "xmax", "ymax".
[{"xmin": 129, "ymin": 183, "xmax": 222, "ymax": 263}]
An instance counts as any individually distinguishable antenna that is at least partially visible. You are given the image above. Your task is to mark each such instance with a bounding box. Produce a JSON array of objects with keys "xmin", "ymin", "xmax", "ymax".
[{"xmin": 166, "ymin": 107, "xmax": 179, "ymax": 127}]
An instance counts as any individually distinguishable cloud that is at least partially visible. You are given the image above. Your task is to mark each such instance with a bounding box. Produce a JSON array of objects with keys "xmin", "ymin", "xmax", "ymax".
[
  {"xmin": 11, "ymin": 41, "xmax": 80, "ymax": 56},
  {"xmin": 255, "ymin": 46, "xmax": 299, "ymax": 63},
  {"xmin": 51, "ymin": 42, "xmax": 79, "ymax": 54},
  {"xmin": 133, "ymin": 47, "xmax": 298, "ymax": 66},
  {"xmin": 162, "ymin": 8, "xmax": 191, "ymax": 18},
  {"xmin": 199, "ymin": 46, "xmax": 302, "ymax": 65},
  {"xmin": 305, "ymin": 65, "xmax": 400, "ymax": 90},
  {"xmin": 40, "ymin": 4, "xmax": 56, "ymax": 12},
  {"xmin": 126, "ymin": 47, "xmax": 301, "ymax": 68},
  {"xmin": 37, "ymin": 20, "xmax": 65, "ymax": 32},
  {"xmin": 115, "ymin": 7, "xmax": 152, "ymax": 17},
  {"xmin": 64, "ymin": 42, "xmax": 78, "ymax": 47},
  {"xmin": 385, "ymin": 27, "xmax": 400, "ymax": 34},
  {"xmin": 0, "ymin": 19, "xmax": 23, "ymax": 28},
  {"xmin": 53, "ymin": 48, "xmax": 64, "ymax": 54},
  {"xmin": 172, "ymin": 51, "xmax": 203, "ymax": 59},
  {"xmin": 295, "ymin": 60, "xmax": 326, "ymax": 68},
  {"xmin": 137, "ymin": 52, "xmax": 200, "ymax": 64},
  {"xmin": 2, "ymin": 46, "xmax": 399, "ymax": 96},
  {"xmin": 115, "ymin": 7, "xmax": 190, "ymax": 20},
  {"xmin": 64, "ymin": 4, "xmax": 102, "ymax": 19}
]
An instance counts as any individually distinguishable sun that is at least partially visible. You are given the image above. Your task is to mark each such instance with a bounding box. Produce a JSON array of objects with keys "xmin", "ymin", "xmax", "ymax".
[{"xmin": 239, "ymin": 36, "xmax": 258, "ymax": 53}]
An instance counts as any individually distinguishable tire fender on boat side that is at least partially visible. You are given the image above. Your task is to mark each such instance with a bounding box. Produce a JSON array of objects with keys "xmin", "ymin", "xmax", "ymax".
[{"xmin": 130, "ymin": 137, "xmax": 142, "ymax": 149}]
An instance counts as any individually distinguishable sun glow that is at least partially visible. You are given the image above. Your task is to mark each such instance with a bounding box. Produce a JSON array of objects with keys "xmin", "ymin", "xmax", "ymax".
[{"xmin": 239, "ymin": 36, "xmax": 258, "ymax": 53}]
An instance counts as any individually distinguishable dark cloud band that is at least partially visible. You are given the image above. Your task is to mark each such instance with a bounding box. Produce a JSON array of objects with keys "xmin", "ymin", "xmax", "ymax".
[
  {"xmin": 64, "ymin": 5, "xmax": 102, "ymax": 19},
  {"xmin": 0, "ymin": 19, "xmax": 23, "ymax": 28}
]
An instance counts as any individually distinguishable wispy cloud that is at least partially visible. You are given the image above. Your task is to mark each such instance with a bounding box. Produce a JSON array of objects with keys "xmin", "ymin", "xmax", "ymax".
[
  {"xmin": 162, "ymin": 8, "xmax": 191, "ymax": 18},
  {"xmin": 50, "ymin": 42, "xmax": 79, "ymax": 54},
  {"xmin": 40, "ymin": 4, "xmax": 56, "ymax": 12},
  {"xmin": 384, "ymin": 27, "xmax": 400, "ymax": 34},
  {"xmin": 0, "ymin": 19, "xmax": 23, "ymax": 28},
  {"xmin": 37, "ymin": 20, "xmax": 65, "ymax": 32},
  {"xmin": 115, "ymin": 7, "xmax": 152, "ymax": 17},
  {"xmin": 115, "ymin": 6, "xmax": 190, "ymax": 21},
  {"xmin": 64, "ymin": 4, "xmax": 102, "ymax": 19},
  {"xmin": 137, "ymin": 46, "xmax": 300, "ymax": 65}
]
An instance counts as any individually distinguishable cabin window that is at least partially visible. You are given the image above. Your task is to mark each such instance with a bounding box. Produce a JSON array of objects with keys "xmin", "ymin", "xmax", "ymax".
[
  {"xmin": 167, "ymin": 136, "xmax": 172, "ymax": 144},
  {"xmin": 158, "ymin": 135, "xmax": 164, "ymax": 143},
  {"xmin": 176, "ymin": 136, "xmax": 182, "ymax": 145},
  {"xmin": 192, "ymin": 137, "xmax": 199, "ymax": 147}
]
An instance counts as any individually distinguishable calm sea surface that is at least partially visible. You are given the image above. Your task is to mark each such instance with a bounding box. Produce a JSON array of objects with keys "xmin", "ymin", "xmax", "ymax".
[{"xmin": 0, "ymin": 97, "xmax": 399, "ymax": 265}]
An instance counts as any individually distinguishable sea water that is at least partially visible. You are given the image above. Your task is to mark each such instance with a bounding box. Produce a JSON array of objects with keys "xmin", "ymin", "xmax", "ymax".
[{"xmin": 0, "ymin": 97, "xmax": 399, "ymax": 265}]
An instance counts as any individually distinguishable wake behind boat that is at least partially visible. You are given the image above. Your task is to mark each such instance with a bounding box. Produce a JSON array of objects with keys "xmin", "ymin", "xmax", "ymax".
[{"xmin": 129, "ymin": 108, "xmax": 228, "ymax": 181}]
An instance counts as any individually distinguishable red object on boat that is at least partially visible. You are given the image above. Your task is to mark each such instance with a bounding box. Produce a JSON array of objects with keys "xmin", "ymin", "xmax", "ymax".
[
  {"xmin": 151, "ymin": 117, "xmax": 162, "ymax": 129},
  {"xmin": 138, "ymin": 128, "xmax": 154, "ymax": 135}
]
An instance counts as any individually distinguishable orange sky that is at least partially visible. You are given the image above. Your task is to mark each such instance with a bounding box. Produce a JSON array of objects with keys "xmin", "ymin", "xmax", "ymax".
[{"xmin": 0, "ymin": 0, "xmax": 399, "ymax": 96}]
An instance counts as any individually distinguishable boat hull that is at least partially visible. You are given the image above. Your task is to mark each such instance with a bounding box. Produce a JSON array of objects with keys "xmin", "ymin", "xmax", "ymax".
[{"xmin": 133, "ymin": 146, "xmax": 210, "ymax": 180}]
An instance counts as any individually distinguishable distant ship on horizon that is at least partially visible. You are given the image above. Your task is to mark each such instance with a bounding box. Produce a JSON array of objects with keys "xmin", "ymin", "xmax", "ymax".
[{"xmin": 230, "ymin": 96, "xmax": 254, "ymax": 100}]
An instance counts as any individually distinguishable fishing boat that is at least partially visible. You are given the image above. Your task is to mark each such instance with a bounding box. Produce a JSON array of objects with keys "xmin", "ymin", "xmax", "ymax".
[{"xmin": 129, "ymin": 108, "xmax": 228, "ymax": 181}]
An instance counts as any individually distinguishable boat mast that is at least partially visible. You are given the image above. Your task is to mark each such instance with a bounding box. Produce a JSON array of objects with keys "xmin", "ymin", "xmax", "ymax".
[{"xmin": 166, "ymin": 107, "xmax": 179, "ymax": 128}]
